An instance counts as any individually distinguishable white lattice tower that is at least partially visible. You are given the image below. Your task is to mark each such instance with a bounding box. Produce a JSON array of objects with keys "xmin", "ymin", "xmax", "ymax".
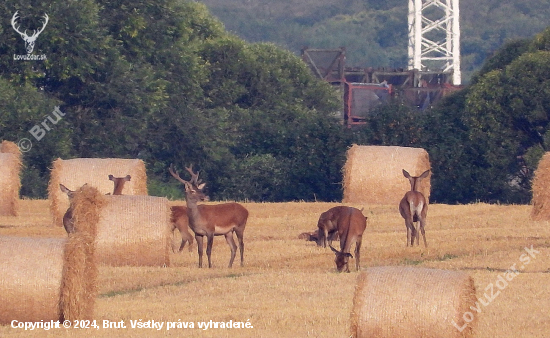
[{"xmin": 408, "ymin": 0, "xmax": 461, "ymax": 85}]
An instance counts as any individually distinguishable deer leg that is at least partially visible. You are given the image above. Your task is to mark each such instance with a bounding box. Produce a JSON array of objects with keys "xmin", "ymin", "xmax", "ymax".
[
  {"xmin": 405, "ymin": 218, "xmax": 415, "ymax": 247},
  {"xmin": 355, "ymin": 236, "xmax": 362, "ymax": 271},
  {"xmin": 206, "ymin": 233, "xmax": 214, "ymax": 268},
  {"xmin": 196, "ymin": 234, "xmax": 204, "ymax": 268},
  {"xmin": 235, "ymin": 227, "xmax": 245, "ymax": 267},
  {"xmin": 225, "ymin": 231, "xmax": 237, "ymax": 268},
  {"xmin": 419, "ymin": 217, "xmax": 428, "ymax": 247}
]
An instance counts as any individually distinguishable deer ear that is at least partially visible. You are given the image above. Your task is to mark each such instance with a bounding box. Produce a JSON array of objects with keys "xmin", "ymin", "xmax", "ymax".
[
  {"xmin": 59, "ymin": 184, "xmax": 70, "ymax": 194},
  {"xmin": 108, "ymin": 174, "xmax": 114, "ymax": 181},
  {"xmin": 329, "ymin": 245, "xmax": 339, "ymax": 254},
  {"xmin": 198, "ymin": 183, "xmax": 206, "ymax": 190},
  {"xmin": 419, "ymin": 170, "xmax": 430, "ymax": 179},
  {"xmin": 125, "ymin": 175, "xmax": 131, "ymax": 181},
  {"xmin": 402, "ymin": 169, "xmax": 411, "ymax": 178}
]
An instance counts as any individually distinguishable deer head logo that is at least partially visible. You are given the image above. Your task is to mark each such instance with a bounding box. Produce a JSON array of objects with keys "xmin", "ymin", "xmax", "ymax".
[{"xmin": 11, "ymin": 11, "xmax": 49, "ymax": 54}]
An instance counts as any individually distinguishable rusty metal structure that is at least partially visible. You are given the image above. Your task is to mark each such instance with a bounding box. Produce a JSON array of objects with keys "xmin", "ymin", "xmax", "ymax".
[{"xmin": 301, "ymin": 47, "xmax": 462, "ymax": 127}]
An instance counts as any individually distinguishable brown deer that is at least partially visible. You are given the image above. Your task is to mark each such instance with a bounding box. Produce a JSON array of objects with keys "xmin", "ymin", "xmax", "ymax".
[
  {"xmin": 59, "ymin": 183, "xmax": 87, "ymax": 234},
  {"xmin": 321, "ymin": 206, "xmax": 367, "ymax": 273},
  {"xmin": 107, "ymin": 174, "xmax": 131, "ymax": 195},
  {"xmin": 169, "ymin": 164, "xmax": 248, "ymax": 268},
  {"xmin": 170, "ymin": 206, "xmax": 194, "ymax": 252},
  {"xmin": 298, "ymin": 229, "xmax": 339, "ymax": 244},
  {"xmin": 399, "ymin": 169, "xmax": 430, "ymax": 247}
]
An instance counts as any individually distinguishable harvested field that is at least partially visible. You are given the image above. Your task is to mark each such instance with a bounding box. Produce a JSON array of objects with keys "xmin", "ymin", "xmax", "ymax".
[{"xmin": 0, "ymin": 199, "xmax": 549, "ymax": 337}]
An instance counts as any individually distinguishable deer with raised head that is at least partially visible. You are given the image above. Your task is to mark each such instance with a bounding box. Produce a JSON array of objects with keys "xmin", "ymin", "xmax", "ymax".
[
  {"xmin": 59, "ymin": 183, "xmax": 88, "ymax": 235},
  {"xmin": 169, "ymin": 164, "xmax": 248, "ymax": 268},
  {"xmin": 107, "ymin": 174, "xmax": 131, "ymax": 195},
  {"xmin": 11, "ymin": 11, "xmax": 49, "ymax": 54},
  {"xmin": 319, "ymin": 206, "xmax": 366, "ymax": 273},
  {"xmin": 399, "ymin": 169, "xmax": 430, "ymax": 247}
]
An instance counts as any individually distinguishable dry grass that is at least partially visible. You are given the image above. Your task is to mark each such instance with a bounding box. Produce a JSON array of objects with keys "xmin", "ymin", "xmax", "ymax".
[{"xmin": 0, "ymin": 200, "xmax": 549, "ymax": 337}]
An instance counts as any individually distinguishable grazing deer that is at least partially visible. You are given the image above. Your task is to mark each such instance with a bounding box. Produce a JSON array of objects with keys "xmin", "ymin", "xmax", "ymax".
[
  {"xmin": 107, "ymin": 174, "xmax": 131, "ymax": 195},
  {"xmin": 320, "ymin": 206, "xmax": 366, "ymax": 273},
  {"xmin": 399, "ymin": 169, "xmax": 430, "ymax": 247},
  {"xmin": 169, "ymin": 164, "xmax": 248, "ymax": 268},
  {"xmin": 170, "ymin": 205, "xmax": 194, "ymax": 252},
  {"xmin": 59, "ymin": 183, "xmax": 87, "ymax": 234}
]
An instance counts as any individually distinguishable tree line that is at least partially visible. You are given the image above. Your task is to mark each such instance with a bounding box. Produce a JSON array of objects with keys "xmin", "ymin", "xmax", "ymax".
[{"xmin": 0, "ymin": 0, "xmax": 549, "ymax": 204}]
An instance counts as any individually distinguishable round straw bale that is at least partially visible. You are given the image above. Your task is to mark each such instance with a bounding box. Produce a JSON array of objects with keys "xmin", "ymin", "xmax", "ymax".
[
  {"xmin": 350, "ymin": 266, "xmax": 477, "ymax": 338},
  {"xmin": 96, "ymin": 195, "xmax": 171, "ymax": 267},
  {"xmin": 0, "ymin": 186, "xmax": 103, "ymax": 324},
  {"xmin": 531, "ymin": 152, "xmax": 550, "ymax": 220},
  {"xmin": 48, "ymin": 158, "xmax": 148, "ymax": 227},
  {"xmin": 343, "ymin": 145, "xmax": 431, "ymax": 205},
  {"xmin": 0, "ymin": 141, "xmax": 22, "ymax": 216}
]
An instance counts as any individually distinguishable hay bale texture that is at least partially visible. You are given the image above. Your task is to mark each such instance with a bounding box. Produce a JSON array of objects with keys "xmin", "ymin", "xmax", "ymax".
[
  {"xmin": 0, "ymin": 140, "xmax": 22, "ymax": 216},
  {"xmin": 49, "ymin": 158, "xmax": 147, "ymax": 227},
  {"xmin": 343, "ymin": 145, "xmax": 431, "ymax": 205},
  {"xmin": 0, "ymin": 185, "xmax": 104, "ymax": 324},
  {"xmin": 96, "ymin": 195, "xmax": 171, "ymax": 267},
  {"xmin": 531, "ymin": 152, "xmax": 550, "ymax": 220},
  {"xmin": 350, "ymin": 267, "xmax": 477, "ymax": 338}
]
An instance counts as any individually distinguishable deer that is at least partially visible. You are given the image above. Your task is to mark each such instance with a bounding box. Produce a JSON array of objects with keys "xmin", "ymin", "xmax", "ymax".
[
  {"xmin": 59, "ymin": 183, "xmax": 87, "ymax": 235},
  {"xmin": 169, "ymin": 164, "xmax": 248, "ymax": 268},
  {"xmin": 107, "ymin": 174, "xmax": 131, "ymax": 195},
  {"xmin": 170, "ymin": 205, "xmax": 194, "ymax": 252},
  {"xmin": 11, "ymin": 11, "xmax": 49, "ymax": 54},
  {"xmin": 319, "ymin": 206, "xmax": 366, "ymax": 273},
  {"xmin": 398, "ymin": 169, "xmax": 430, "ymax": 247}
]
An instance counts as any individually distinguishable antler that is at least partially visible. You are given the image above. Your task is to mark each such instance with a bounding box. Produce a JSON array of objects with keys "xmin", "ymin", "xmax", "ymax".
[
  {"xmin": 185, "ymin": 165, "xmax": 202, "ymax": 186},
  {"xmin": 11, "ymin": 11, "xmax": 25, "ymax": 37},
  {"xmin": 32, "ymin": 13, "xmax": 49, "ymax": 38},
  {"xmin": 169, "ymin": 164, "xmax": 189, "ymax": 185},
  {"xmin": 11, "ymin": 12, "xmax": 49, "ymax": 38}
]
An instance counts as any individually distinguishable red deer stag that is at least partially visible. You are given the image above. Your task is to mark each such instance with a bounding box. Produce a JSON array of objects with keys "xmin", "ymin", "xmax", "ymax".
[
  {"xmin": 169, "ymin": 164, "xmax": 248, "ymax": 268},
  {"xmin": 321, "ymin": 206, "xmax": 367, "ymax": 273},
  {"xmin": 59, "ymin": 183, "xmax": 88, "ymax": 234},
  {"xmin": 107, "ymin": 174, "xmax": 131, "ymax": 195},
  {"xmin": 398, "ymin": 169, "xmax": 430, "ymax": 247}
]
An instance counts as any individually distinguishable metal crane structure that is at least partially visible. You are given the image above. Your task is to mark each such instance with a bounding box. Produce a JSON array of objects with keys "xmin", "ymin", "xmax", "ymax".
[
  {"xmin": 301, "ymin": 0, "xmax": 462, "ymax": 127},
  {"xmin": 408, "ymin": 0, "xmax": 461, "ymax": 85}
]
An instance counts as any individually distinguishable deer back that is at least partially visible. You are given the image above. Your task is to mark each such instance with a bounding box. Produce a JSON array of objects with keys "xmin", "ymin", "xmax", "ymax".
[{"xmin": 196, "ymin": 202, "xmax": 249, "ymax": 228}]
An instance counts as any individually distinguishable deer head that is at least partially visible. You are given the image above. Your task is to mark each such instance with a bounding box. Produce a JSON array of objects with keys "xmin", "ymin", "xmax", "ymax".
[
  {"xmin": 330, "ymin": 245, "xmax": 353, "ymax": 273},
  {"xmin": 11, "ymin": 11, "xmax": 49, "ymax": 54},
  {"xmin": 169, "ymin": 164, "xmax": 208, "ymax": 203}
]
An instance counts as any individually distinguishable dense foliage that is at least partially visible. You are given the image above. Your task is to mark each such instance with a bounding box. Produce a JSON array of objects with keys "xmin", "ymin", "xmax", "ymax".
[
  {"xmin": 0, "ymin": 0, "xmax": 344, "ymax": 201},
  {"xmin": 1, "ymin": 0, "xmax": 550, "ymax": 204}
]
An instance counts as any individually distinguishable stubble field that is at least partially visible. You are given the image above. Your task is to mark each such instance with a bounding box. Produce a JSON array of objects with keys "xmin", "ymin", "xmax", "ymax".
[{"xmin": 0, "ymin": 199, "xmax": 549, "ymax": 337}]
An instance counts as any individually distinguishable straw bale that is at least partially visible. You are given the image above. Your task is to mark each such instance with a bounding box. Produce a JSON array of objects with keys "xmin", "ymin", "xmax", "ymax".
[
  {"xmin": 59, "ymin": 184, "xmax": 105, "ymax": 320},
  {"xmin": 343, "ymin": 145, "xmax": 431, "ymax": 205},
  {"xmin": 0, "ymin": 186, "xmax": 103, "ymax": 324},
  {"xmin": 0, "ymin": 141, "xmax": 22, "ymax": 216},
  {"xmin": 96, "ymin": 195, "xmax": 171, "ymax": 267},
  {"xmin": 49, "ymin": 158, "xmax": 148, "ymax": 227},
  {"xmin": 350, "ymin": 266, "xmax": 477, "ymax": 338},
  {"xmin": 531, "ymin": 152, "xmax": 550, "ymax": 220}
]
